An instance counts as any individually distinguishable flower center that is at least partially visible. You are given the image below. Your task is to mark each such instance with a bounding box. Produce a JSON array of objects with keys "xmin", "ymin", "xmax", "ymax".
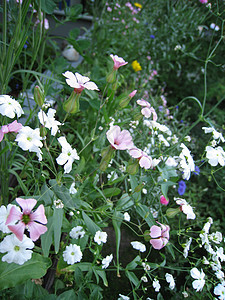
[
  {"xmin": 27, "ymin": 136, "xmax": 32, "ymax": 141},
  {"xmin": 22, "ymin": 214, "xmax": 31, "ymax": 224},
  {"xmin": 14, "ymin": 245, "xmax": 20, "ymax": 252},
  {"xmin": 71, "ymin": 252, "xmax": 75, "ymax": 256}
]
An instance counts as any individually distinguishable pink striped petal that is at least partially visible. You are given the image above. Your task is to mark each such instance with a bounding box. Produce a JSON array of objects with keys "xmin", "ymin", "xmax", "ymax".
[
  {"xmin": 150, "ymin": 225, "xmax": 161, "ymax": 238},
  {"xmin": 28, "ymin": 222, "xmax": 47, "ymax": 241},
  {"xmin": 150, "ymin": 238, "xmax": 164, "ymax": 250},
  {"xmin": 6, "ymin": 206, "xmax": 22, "ymax": 225},
  {"xmin": 16, "ymin": 198, "xmax": 37, "ymax": 214},
  {"xmin": 8, "ymin": 222, "xmax": 26, "ymax": 241},
  {"xmin": 30, "ymin": 204, "xmax": 47, "ymax": 224},
  {"xmin": 0, "ymin": 130, "xmax": 5, "ymax": 142}
]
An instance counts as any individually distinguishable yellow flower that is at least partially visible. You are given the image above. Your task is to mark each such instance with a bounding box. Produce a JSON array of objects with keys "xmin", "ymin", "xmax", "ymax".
[
  {"xmin": 134, "ymin": 2, "xmax": 142, "ymax": 9},
  {"xmin": 132, "ymin": 60, "xmax": 142, "ymax": 72}
]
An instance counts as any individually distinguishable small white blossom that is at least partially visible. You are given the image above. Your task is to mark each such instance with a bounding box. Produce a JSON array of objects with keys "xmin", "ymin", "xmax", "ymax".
[
  {"xmin": 141, "ymin": 275, "xmax": 148, "ymax": 282},
  {"xmin": 183, "ymin": 237, "xmax": 192, "ymax": 258},
  {"xmin": 165, "ymin": 156, "xmax": 178, "ymax": 167},
  {"xmin": 54, "ymin": 199, "xmax": 64, "ymax": 209},
  {"xmin": 142, "ymin": 188, "xmax": 147, "ymax": 194},
  {"xmin": 165, "ymin": 273, "xmax": 175, "ymax": 290},
  {"xmin": 209, "ymin": 231, "xmax": 223, "ymax": 244},
  {"xmin": 38, "ymin": 108, "xmax": 61, "ymax": 136},
  {"xmin": 175, "ymin": 198, "xmax": 196, "ymax": 219},
  {"xmin": 153, "ymin": 278, "xmax": 161, "ymax": 292},
  {"xmin": 210, "ymin": 23, "xmax": 220, "ymax": 31},
  {"xmin": 131, "ymin": 241, "xmax": 146, "ymax": 252},
  {"xmin": 202, "ymin": 127, "xmax": 224, "ymax": 143},
  {"xmin": 179, "ymin": 143, "xmax": 195, "ymax": 180},
  {"xmin": 0, "ymin": 95, "xmax": 24, "ymax": 118},
  {"xmin": 205, "ymin": 146, "xmax": 225, "ymax": 167},
  {"xmin": 69, "ymin": 182, "xmax": 77, "ymax": 194},
  {"xmin": 56, "ymin": 136, "xmax": 80, "ymax": 173},
  {"xmin": 94, "ymin": 231, "xmax": 107, "ymax": 245},
  {"xmin": 0, "ymin": 234, "xmax": 34, "ymax": 265},
  {"xmin": 70, "ymin": 226, "xmax": 85, "ymax": 239},
  {"xmin": 190, "ymin": 267, "xmax": 205, "ymax": 292},
  {"xmin": 102, "ymin": 254, "xmax": 113, "ymax": 269},
  {"xmin": 142, "ymin": 262, "xmax": 150, "ymax": 271},
  {"xmin": 118, "ymin": 294, "xmax": 130, "ymax": 300},
  {"xmin": 214, "ymin": 283, "xmax": 225, "ymax": 299},
  {"xmin": 63, "ymin": 244, "xmax": 82, "ymax": 264},
  {"xmin": 123, "ymin": 212, "xmax": 130, "ymax": 222}
]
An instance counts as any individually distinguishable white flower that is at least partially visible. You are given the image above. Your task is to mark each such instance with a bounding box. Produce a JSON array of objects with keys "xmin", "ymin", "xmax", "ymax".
[
  {"xmin": 209, "ymin": 231, "xmax": 223, "ymax": 244},
  {"xmin": 205, "ymin": 146, "xmax": 225, "ymax": 167},
  {"xmin": 70, "ymin": 226, "xmax": 85, "ymax": 239},
  {"xmin": 62, "ymin": 71, "xmax": 99, "ymax": 92},
  {"xmin": 216, "ymin": 247, "xmax": 225, "ymax": 262},
  {"xmin": 179, "ymin": 143, "xmax": 195, "ymax": 180},
  {"xmin": 131, "ymin": 241, "xmax": 146, "ymax": 252},
  {"xmin": 94, "ymin": 231, "xmax": 107, "ymax": 245},
  {"xmin": 175, "ymin": 198, "xmax": 196, "ymax": 219},
  {"xmin": 15, "ymin": 126, "xmax": 43, "ymax": 161},
  {"xmin": 215, "ymin": 270, "xmax": 224, "ymax": 280},
  {"xmin": 182, "ymin": 291, "xmax": 189, "ymax": 298},
  {"xmin": 102, "ymin": 254, "xmax": 113, "ymax": 269},
  {"xmin": 202, "ymin": 126, "xmax": 224, "ymax": 143},
  {"xmin": 190, "ymin": 268, "xmax": 205, "ymax": 292},
  {"xmin": 0, "ymin": 234, "xmax": 34, "ymax": 265},
  {"xmin": 54, "ymin": 199, "xmax": 64, "ymax": 208},
  {"xmin": 124, "ymin": 212, "xmax": 130, "ymax": 222},
  {"xmin": 142, "ymin": 262, "xmax": 150, "ymax": 271},
  {"xmin": 0, "ymin": 95, "xmax": 24, "ymax": 118},
  {"xmin": 214, "ymin": 283, "xmax": 225, "ymax": 299},
  {"xmin": 142, "ymin": 188, "xmax": 147, "ymax": 194},
  {"xmin": 63, "ymin": 244, "xmax": 82, "ymax": 264},
  {"xmin": 69, "ymin": 182, "xmax": 77, "ymax": 194},
  {"xmin": 158, "ymin": 134, "xmax": 170, "ymax": 147},
  {"xmin": 118, "ymin": 294, "xmax": 130, "ymax": 300},
  {"xmin": 38, "ymin": 108, "xmax": 61, "ymax": 136},
  {"xmin": 141, "ymin": 275, "xmax": 148, "ymax": 282},
  {"xmin": 0, "ymin": 204, "xmax": 19, "ymax": 233},
  {"xmin": 153, "ymin": 278, "xmax": 161, "ymax": 292},
  {"xmin": 165, "ymin": 273, "xmax": 175, "ymax": 290},
  {"xmin": 183, "ymin": 237, "xmax": 192, "ymax": 258},
  {"xmin": 210, "ymin": 23, "xmax": 220, "ymax": 31},
  {"xmin": 165, "ymin": 156, "xmax": 178, "ymax": 167},
  {"xmin": 56, "ymin": 136, "xmax": 80, "ymax": 173}
]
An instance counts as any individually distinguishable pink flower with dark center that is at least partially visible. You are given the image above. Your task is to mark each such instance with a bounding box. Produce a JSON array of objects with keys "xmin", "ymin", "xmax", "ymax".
[
  {"xmin": 129, "ymin": 148, "xmax": 152, "ymax": 169},
  {"xmin": 150, "ymin": 222, "xmax": 170, "ymax": 250},
  {"xmin": 160, "ymin": 195, "xmax": 169, "ymax": 206},
  {"xmin": 110, "ymin": 54, "xmax": 128, "ymax": 70},
  {"xmin": 106, "ymin": 125, "xmax": 134, "ymax": 150},
  {"xmin": 63, "ymin": 71, "xmax": 99, "ymax": 94},
  {"xmin": 137, "ymin": 99, "xmax": 157, "ymax": 120},
  {"xmin": 6, "ymin": 198, "xmax": 47, "ymax": 241},
  {"xmin": 0, "ymin": 120, "xmax": 22, "ymax": 142}
]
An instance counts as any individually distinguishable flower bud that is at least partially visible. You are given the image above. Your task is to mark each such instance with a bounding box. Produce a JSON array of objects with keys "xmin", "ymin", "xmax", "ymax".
[
  {"xmin": 166, "ymin": 207, "xmax": 180, "ymax": 218},
  {"xmin": 40, "ymin": 125, "xmax": 47, "ymax": 137},
  {"xmin": 63, "ymin": 91, "xmax": 80, "ymax": 114},
  {"xmin": 34, "ymin": 85, "xmax": 44, "ymax": 107},
  {"xmin": 160, "ymin": 195, "xmax": 169, "ymax": 206},
  {"xmin": 99, "ymin": 145, "xmax": 115, "ymax": 171},
  {"xmin": 126, "ymin": 159, "xmax": 139, "ymax": 175},
  {"xmin": 106, "ymin": 69, "xmax": 116, "ymax": 83}
]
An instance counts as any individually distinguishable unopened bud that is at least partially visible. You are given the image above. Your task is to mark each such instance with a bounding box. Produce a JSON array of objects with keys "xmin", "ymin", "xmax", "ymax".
[
  {"xmin": 143, "ymin": 230, "xmax": 151, "ymax": 242},
  {"xmin": 99, "ymin": 145, "xmax": 115, "ymax": 171},
  {"xmin": 126, "ymin": 159, "xmax": 139, "ymax": 175},
  {"xmin": 106, "ymin": 69, "xmax": 116, "ymax": 83},
  {"xmin": 34, "ymin": 85, "xmax": 44, "ymax": 107},
  {"xmin": 63, "ymin": 90, "xmax": 80, "ymax": 114},
  {"xmin": 166, "ymin": 207, "xmax": 180, "ymax": 218}
]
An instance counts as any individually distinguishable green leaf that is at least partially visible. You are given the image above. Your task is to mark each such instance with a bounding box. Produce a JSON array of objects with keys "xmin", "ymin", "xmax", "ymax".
[
  {"xmin": 57, "ymin": 289, "xmax": 76, "ymax": 300},
  {"xmin": 8, "ymin": 169, "xmax": 28, "ymax": 195},
  {"xmin": 126, "ymin": 255, "xmax": 141, "ymax": 270},
  {"xmin": 82, "ymin": 211, "xmax": 101, "ymax": 236},
  {"xmin": 116, "ymin": 193, "xmax": 134, "ymax": 210},
  {"xmin": 53, "ymin": 208, "xmax": 63, "ymax": 253},
  {"xmin": 95, "ymin": 269, "xmax": 108, "ymax": 287},
  {"xmin": 41, "ymin": 216, "xmax": 53, "ymax": 257},
  {"xmin": 49, "ymin": 179, "xmax": 75, "ymax": 209},
  {"xmin": 112, "ymin": 211, "xmax": 123, "ymax": 273},
  {"xmin": 69, "ymin": 28, "xmax": 80, "ymax": 40},
  {"xmin": 62, "ymin": 262, "xmax": 92, "ymax": 272},
  {"xmin": 103, "ymin": 187, "xmax": 121, "ymax": 198},
  {"xmin": 0, "ymin": 253, "xmax": 51, "ymax": 290},
  {"xmin": 136, "ymin": 204, "xmax": 155, "ymax": 227},
  {"xmin": 125, "ymin": 270, "xmax": 140, "ymax": 286},
  {"xmin": 41, "ymin": 0, "xmax": 58, "ymax": 14}
]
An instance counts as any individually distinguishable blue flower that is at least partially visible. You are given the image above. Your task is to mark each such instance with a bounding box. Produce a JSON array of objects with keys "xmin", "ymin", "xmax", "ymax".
[
  {"xmin": 150, "ymin": 35, "xmax": 155, "ymax": 39},
  {"xmin": 193, "ymin": 166, "xmax": 200, "ymax": 175},
  {"xmin": 178, "ymin": 180, "xmax": 186, "ymax": 195}
]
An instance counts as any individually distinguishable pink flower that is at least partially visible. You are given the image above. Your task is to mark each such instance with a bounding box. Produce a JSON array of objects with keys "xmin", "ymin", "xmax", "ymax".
[
  {"xmin": 129, "ymin": 90, "xmax": 137, "ymax": 98},
  {"xmin": 110, "ymin": 54, "xmax": 128, "ymax": 70},
  {"xmin": 199, "ymin": 0, "xmax": 207, "ymax": 3},
  {"xmin": 0, "ymin": 120, "xmax": 22, "ymax": 142},
  {"xmin": 6, "ymin": 198, "xmax": 47, "ymax": 241},
  {"xmin": 150, "ymin": 222, "xmax": 170, "ymax": 250},
  {"xmin": 129, "ymin": 148, "xmax": 152, "ymax": 169},
  {"xmin": 160, "ymin": 195, "xmax": 169, "ymax": 206},
  {"xmin": 106, "ymin": 125, "xmax": 134, "ymax": 150},
  {"xmin": 136, "ymin": 99, "xmax": 157, "ymax": 120}
]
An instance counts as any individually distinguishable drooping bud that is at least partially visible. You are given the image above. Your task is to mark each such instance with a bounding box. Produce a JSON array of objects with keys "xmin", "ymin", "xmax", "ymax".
[
  {"xmin": 63, "ymin": 90, "xmax": 81, "ymax": 114},
  {"xmin": 34, "ymin": 85, "xmax": 44, "ymax": 107},
  {"xmin": 99, "ymin": 145, "xmax": 115, "ymax": 171}
]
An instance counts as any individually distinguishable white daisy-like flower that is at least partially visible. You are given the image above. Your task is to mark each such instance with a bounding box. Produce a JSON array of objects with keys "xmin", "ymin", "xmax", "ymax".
[
  {"xmin": 123, "ymin": 212, "xmax": 130, "ymax": 222},
  {"xmin": 0, "ymin": 234, "xmax": 34, "ymax": 265},
  {"xmin": 56, "ymin": 136, "xmax": 80, "ymax": 173},
  {"xmin": 70, "ymin": 226, "xmax": 85, "ymax": 239},
  {"xmin": 214, "ymin": 283, "xmax": 225, "ymax": 299},
  {"xmin": 190, "ymin": 267, "xmax": 205, "ymax": 292},
  {"xmin": 205, "ymin": 146, "xmax": 225, "ymax": 167},
  {"xmin": 131, "ymin": 241, "xmax": 146, "ymax": 252},
  {"xmin": 38, "ymin": 108, "xmax": 61, "ymax": 136},
  {"xmin": 165, "ymin": 273, "xmax": 175, "ymax": 290},
  {"xmin": 62, "ymin": 71, "xmax": 99, "ymax": 93},
  {"xmin": 183, "ymin": 237, "xmax": 192, "ymax": 258},
  {"xmin": 15, "ymin": 126, "xmax": 43, "ymax": 161},
  {"xmin": 102, "ymin": 254, "xmax": 113, "ymax": 269},
  {"xmin": 175, "ymin": 198, "xmax": 196, "ymax": 219},
  {"xmin": 69, "ymin": 182, "xmax": 77, "ymax": 194},
  {"xmin": 0, "ymin": 95, "xmax": 24, "ymax": 118},
  {"xmin": 153, "ymin": 278, "xmax": 161, "ymax": 292},
  {"xmin": 94, "ymin": 231, "xmax": 107, "ymax": 245},
  {"xmin": 63, "ymin": 244, "xmax": 82, "ymax": 264}
]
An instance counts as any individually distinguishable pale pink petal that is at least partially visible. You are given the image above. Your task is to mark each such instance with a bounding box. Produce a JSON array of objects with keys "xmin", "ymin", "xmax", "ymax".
[
  {"xmin": 0, "ymin": 130, "xmax": 4, "ymax": 142},
  {"xmin": 137, "ymin": 99, "xmax": 150, "ymax": 107},
  {"xmin": 150, "ymin": 225, "xmax": 162, "ymax": 238},
  {"xmin": 141, "ymin": 107, "xmax": 152, "ymax": 118},
  {"xmin": 28, "ymin": 222, "xmax": 47, "ymax": 241},
  {"xmin": 75, "ymin": 72, "xmax": 89, "ymax": 84},
  {"xmin": 6, "ymin": 206, "xmax": 22, "ymax": 225},
  {"xmin": 1, "ymin": 125, "xmax": 9, "ymax": 134},
  {"xmin": 30, "ymin": 204, "xmax": 47, "ymax": 224},
  {"xmin": 83, "ymin": 81, "xmax": 99, "ymax": 91},
  {"xmin": 8, "ymin": 120, "xmax": 23, "ymax": 133},
  {"xmin": 16, "ymin": 198, "xmax": 37, "ymax": 214},
  {"xmin": 62, "ymin": 71, "xmax": 77, "ymax": 88},
  {"xmin": 129, "ymin": 148, "xmax": 142, "ymax": 158},
  {"xmin": 106, "ymin": 125, "xmax": 121, "ymax": 146},
  {"xmin": 139, "ymin": 156, "xmax": 152, "ymax": 169},
  {"xmin": 150, "ymin": 238, "xmax": 164, "ymax": 250},
  {"xmin": 8, "ymin": 222, "xmax": 26, "ymax": 241}
]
